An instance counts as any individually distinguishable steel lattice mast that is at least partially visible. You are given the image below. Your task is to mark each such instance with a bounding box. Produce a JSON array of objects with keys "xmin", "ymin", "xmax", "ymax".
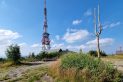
[{"xmin": 42, "ymin": 0, "xmax": 50, "ymax": 51}]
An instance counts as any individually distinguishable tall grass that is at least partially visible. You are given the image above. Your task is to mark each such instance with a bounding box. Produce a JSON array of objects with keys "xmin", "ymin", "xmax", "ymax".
[{"xmin": 49, "ymin": 53, "xmax": 122, "ymax": 82}]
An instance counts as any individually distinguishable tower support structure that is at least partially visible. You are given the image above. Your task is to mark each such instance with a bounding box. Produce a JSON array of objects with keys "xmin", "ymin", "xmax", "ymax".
[{"xmin": 42, "ymin": 0, "xmax": 50, "ymax": 51}]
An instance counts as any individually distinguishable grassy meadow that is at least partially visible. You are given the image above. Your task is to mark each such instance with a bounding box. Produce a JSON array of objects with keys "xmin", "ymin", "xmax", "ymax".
[{"xmin": 0, "ymin": 52, "xmax": 123, "ymax": 82}]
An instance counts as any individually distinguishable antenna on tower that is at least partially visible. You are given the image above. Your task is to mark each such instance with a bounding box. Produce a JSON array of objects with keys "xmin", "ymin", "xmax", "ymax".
[
  {"xmin": 44, "ymin": 0, "xmax": 46, "ymax": 8},
  {"xmin": 44, "ymin": 0, "xmax": 48, "ymax": 33}
]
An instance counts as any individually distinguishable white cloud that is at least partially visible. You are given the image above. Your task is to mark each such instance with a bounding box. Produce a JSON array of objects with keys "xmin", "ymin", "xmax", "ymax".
[
  {"xmin": 110, "ymin": 22, "xmax": 121, "ymax": 28},
  {"xmin": 0, "ymin": 29, "xmax": 21, "ymax": 41},
  {"xmin": 52, "ymin": 43, "xmax": 64, "ymax": 49},
  {"xmin": 18, "ymin": 43, "xmax": 27, "ymax": 47},
  {"xmin": 84, "ymin": 9, "xmax": 92, "ymax": 16},
  {"xmin": 0, "ymin": 29, "xmax": 21, "ymax": 57},
  {"xmin": 103, "ymin": 22, "xmax": 121, "ymax": 29},
  {"xmin": 18, "ymin": 37, "xmax": 113, "ymax": 56},
  {"xmin": 55, "ymin": 35, "xmax": 60, "ymax": 40},
  {"xmin": 31, "ymin": 43, "xmax": 41, "ymax": 48},
  {"xmin": 66, "ymin": 44, "xmax": 86, "ymax": 50},
  {"xmin": 18, "ymin": 43, "xmax": 42, "ymax": 57},
  {"xmin": 86, "ymin": 38, "xmax": 114, "ymax": 48},
  {"xmin": 51, "ymin": 42, "xmax": 86, "ymax": 51},
  {"xmin": 0, "ymin": 29, "xmax": 21, "ymax": 46},
  {"xmin": 63, "ymin": 29, "xmax": 89, "ymax": 43},
  {"xmin": 72, "ymin": 19, "xmax": 82, "ymax": 25},
  {"xmin": 51, "ymin": 39, "xmax": 55, "ymax": 43}
]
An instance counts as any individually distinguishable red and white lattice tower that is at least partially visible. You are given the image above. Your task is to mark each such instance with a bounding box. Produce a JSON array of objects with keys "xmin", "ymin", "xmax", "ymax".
[{"xmin": 42, "ymin": 0, "xmax": 50, "ymax": 51}]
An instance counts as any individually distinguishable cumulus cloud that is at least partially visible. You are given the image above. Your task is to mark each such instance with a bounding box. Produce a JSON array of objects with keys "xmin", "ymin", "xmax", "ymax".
[
  {"xmin": 103, "ymin": 22, "xmax": 121, "ymax": 29},
  {"xmin": 66, "ymin": 44, "xmax": 86, "ymax": 50},
  {"xmin": 18, "ymin": 43, "xmax": 42, "ymax": 57},
  {"xmin": 18, "ymin": 43, "xmax": 27, "ymax": 47},
  {"xmin": 63, "ymin": 28, "xmax": 89, "ymax": 43},
  {"xmin": 0, "ymin": 29, "xmax": 21, "ymax": 40},
  {"xmin": 0, "ymin": 29, "xmax": 21, "ymax": 46},
  {"xmin": 31, "ymin": 43, "xmax": 41, "ymax": 48},
  {"xmin": 72, "ymin": 19, "xmax": 82, "ymax": 25},
  {"xmin": 84, "ymin": 9, "xmax": 92, "ymax": 16},
  {"xmin": 51, "ymin": 39, "xmax": 55, "ymax": 43},
  {"xmin": 0, "ymin": 29, "xmax": 43, "ymax": 57},
  {"xmin": 52, "ymin": 43, "xmax": 64, "ymax": 49},
  {"xmin": 86, "ymin": 38, "xmax": 114, "ymax": 48},
  {"xmin": 0, "ymin": 29, "xmax": 21, "ymax": 57}
]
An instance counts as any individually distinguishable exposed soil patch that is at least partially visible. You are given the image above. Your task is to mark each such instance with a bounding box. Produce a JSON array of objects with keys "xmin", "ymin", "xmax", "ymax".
[
  {"xmin": 41, "ymin": 74, "xmax": 54, "ymax": 82},
  {"xmin": 0, "ymin": 61, "xmax": 54, "ymax": 82},
  {"xmin": 102, "ymin": 58, "xmax": 123, "ymax": 72}
]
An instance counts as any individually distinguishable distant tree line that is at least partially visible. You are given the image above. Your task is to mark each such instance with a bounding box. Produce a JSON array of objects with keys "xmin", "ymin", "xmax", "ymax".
[
  {"xmin": 0, "ymin": 44, "xmax": 70, "ymax": 64},
  {"xmin": 0, "ymin": 44, "xmax": 108, "ymax": 65},
  {"xmin": 88, "ymin": 50, "xmax": 107, "ymax": 57}
]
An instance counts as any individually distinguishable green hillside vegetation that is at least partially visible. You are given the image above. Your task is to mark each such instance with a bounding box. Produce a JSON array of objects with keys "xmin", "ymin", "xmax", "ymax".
[
  {"xmin": 49, "ymin": 53, "xmax": 122, "ymax": 82},
  {"xmin": 0, "ymin": 44, "xmax": 123, "ymax": 82}
]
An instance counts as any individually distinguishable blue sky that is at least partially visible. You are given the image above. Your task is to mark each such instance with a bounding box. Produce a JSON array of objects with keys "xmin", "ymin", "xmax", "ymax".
[{"xmin": 0, "ymin": 0, "xmax": 123, "ymax": 57}]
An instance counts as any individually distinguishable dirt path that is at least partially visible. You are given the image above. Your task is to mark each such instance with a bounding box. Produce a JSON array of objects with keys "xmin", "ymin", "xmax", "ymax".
[
  {"xmin": 113, "ymin": 60, "xmax": 123, "ymax": 72},
  {"xmin": 102, "ymin": 58, "xmax": 123, "ymax": 73},
  {"xmin": 41, "ymin": 74, "xmax": 54, "ymax": 82},
  {"xmin": 7, "ymin": 61, "xmax": 53, "ymax": 79},
  {"xmin": 0, "ymin": 61, "xmax": 54, "ymax": 82}
]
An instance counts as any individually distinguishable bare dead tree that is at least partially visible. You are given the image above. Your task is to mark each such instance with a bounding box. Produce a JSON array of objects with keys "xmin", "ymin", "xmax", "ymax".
[{"xmin": 94, "ymin": 4, "xmax": 103, "ymax": 58}]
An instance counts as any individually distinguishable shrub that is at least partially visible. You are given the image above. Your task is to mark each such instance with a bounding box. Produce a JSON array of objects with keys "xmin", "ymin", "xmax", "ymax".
[
  {"xmin": 36, "ymin": 51, "xmax": 47, "ymax": 60},
  {"xmin": 6, "ymin": 44, "xmax": 21, "ymax": 64},
  {"xmin": 25, "ymin": 52, "xmax": 37, "ymax": 62},
  {"xmin": 0, "ymin": 58, "xmax": 5, "ymax": 62},
  {"xmin": 28, "ymin": 52, "xmax": 35, "ymax": 58},
  {"xmin": 49, "ymin": 53, "xmax": 122, "ymax": 82},
  {"xmin": 48, "ymin": 52, "xmax": 60, "ymax": 58},
  {"xmin": 0, "ymin": 58, "xmax": 6, "ymax": 64},
  {"xmin": 36, "ymin": 51, "xmax": 60, "ymax": 60},
  {"xmin": 88, "ymin": 50, "xmax": 107, "ymax": 57}
]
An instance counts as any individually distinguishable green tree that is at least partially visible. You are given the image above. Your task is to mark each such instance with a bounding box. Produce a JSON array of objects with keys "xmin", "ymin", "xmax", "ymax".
[
  {"xmin": 0, "ymin": 58, "xmax": 5, "ymax": 63},
  {"xmin": 28, "ymin": 52, "xmax": 35, "ymax": 58},
  {"xmin": 6, "ymin": 44, "xmax": 21, "ymax": 64},
  {"xmin": 59, "ymin": 49, "xmax": 63, "ymax": 53},
  {"xmin": 36, "ymin": 51, "xmax": 47, "ymax": 60},
  {"xmin": 88, "ymin": 50, "xmax": 107, "ymax": 57},
  {"xmin": 79, "ymin": 48, "xmax": 83, "ymax": 54}
]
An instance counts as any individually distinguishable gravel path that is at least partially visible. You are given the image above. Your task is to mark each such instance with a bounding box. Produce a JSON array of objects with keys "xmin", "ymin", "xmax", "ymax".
[
  {"xmin": 7, "ymin": 61, "xmax": 52, "ymax": 79},
  {"xmin": 102, "ymin": 58, "xmax": 123, "ymax": 73},
  {"xmin": 0, "ymin": 61, "xmax": 54, "ymax": 82},
  {"xmin": 113, "ymin": 60, "xmax": 123, "ymax": 72}
]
